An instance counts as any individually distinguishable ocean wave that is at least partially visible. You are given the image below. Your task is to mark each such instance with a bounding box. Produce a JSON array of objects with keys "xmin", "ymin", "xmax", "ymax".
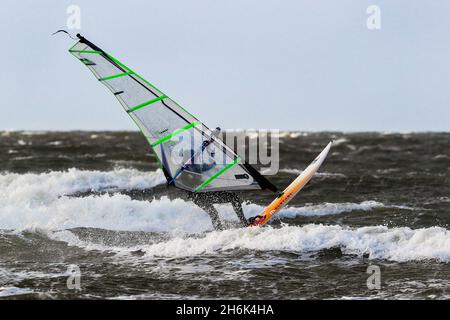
[
  {"xmin": 0, "ymin": 183, "xmax": 385, "ymax": 232},
  {"xmin": 376, "ymin": 168, "xmax": 400, "ymax": 174},
  {"xmin": 332, "ymin": 138, "xmax": 348, "ymax": 146},
  {"xmin": 274, "ymin": 201, "xmax": 384, "ymax": 218},
  {"xmin": 0, "ymin": 168, "xmax": 415, "ymax": 240},
  {"xmin": 279, "ymin": 168, "xmax": 346, "ymax": 178},
  {"xmin": 17, "ymin": 139, "xmax": 31, "ymax": 146},
  {"xmin": 50, "ymin": 224, "xmax": 450, "ymax": 263},
  {"xmin": 277, "ymin": 131, "xmax": 309, "ymax": 139},
  {"xmin": 433, "ymin": 154, "xmax": 449, "ymax": 160},
  {"xmin": 0, "ymin": 169, "xmax": 389, "ymax": 232},
  {"xmin": 10, "ymin": 156, "xmax": 35, "ymax": 161},
  {"xmin": 19, "ymin": 131, "xmax": 49, "ymax": 136},
  {"xmin": 47, "ymin": 141, "xmax": 63, "ymax": 146},
  {"xmin": 0, "ymin": 286, "xmax": 34, "ymax": 298},
  {"xmin": 0, "ymin": 195, "xmax": 368, "ymax": 232},
  {"xmin": 2, "ymin": 168, "xmax": 443, "ymax": 263},
  {"xmin": 0, "ymin": 168, "xmax": 165, "ymax": 204}
]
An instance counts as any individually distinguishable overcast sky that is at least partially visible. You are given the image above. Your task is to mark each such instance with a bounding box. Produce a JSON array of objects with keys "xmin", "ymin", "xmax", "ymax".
[{"xmin": 1, "ymin": 0, "xmax": 449, "ymax": 131}]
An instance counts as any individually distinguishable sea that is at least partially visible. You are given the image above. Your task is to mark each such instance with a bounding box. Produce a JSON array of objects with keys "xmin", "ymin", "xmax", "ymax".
[{"xmin": 0, "ymin": 131, "xmax": 449, "ymax": 299}]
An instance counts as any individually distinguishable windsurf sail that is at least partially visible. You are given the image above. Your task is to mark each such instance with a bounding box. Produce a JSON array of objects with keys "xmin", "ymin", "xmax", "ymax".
[{"xmin": 69, "ymin": 34, "xmax": 277, "ymax": 193}]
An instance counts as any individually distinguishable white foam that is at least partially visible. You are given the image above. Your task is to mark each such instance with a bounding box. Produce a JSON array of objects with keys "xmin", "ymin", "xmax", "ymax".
[
  {"xmin": 1, "ymin": 192, "xmax": 208, "ymax": 232},
  {"xmin": 51, "ymin": 224, "xmax": 450, "ymax": 263},
  {"xmin": 140, "ymin": 224, "xmax": 450, "ymax": 262},
  {"xmin": 11, "ymin": 156, "xmax": 35, "ymax": 161},
  {"xmin": 280, "ymin": 168, "xmax": 346, "ymax": 178},
  {"xmin": 0, "ymin": 286, "xmax": 34, "ymax": 297},
  {"xmin": 0, "ymin": 168, "xmax": 165, "ymax": 205},
  {"xmin": 0, "ymin": 168, "xmax": 167, "ymax": 231},
  {"xmin": 47, "ymin": 141, "xmax": 63, "ymax": 146},
  {"xmin": 19, "ymin": 131, "xmax": 49, "ymax": 136},
  {"xmin": 277, "ymin": 131, "xmax": 309, "ymax": 138},
  {"xmin": 332, "ymin": 138, "xmax": 348, "ymax": 146},
  {"xmin": 0, "ymin": 168, "xmax": 388, "ymax": 232},
  {"xmin": 0, "ymin": 186, "xmax": 385, "ymax": 232},
  {"xmin": 17, "ymin": 139, "xmax": 29, "ymax": 146},
  {"xmin": 4, "ymin": 169, "xmax": 447, "ymax": 263},
  {"xmin": 274, "ymin": 201, "xmax": 384, "ymax": 218}
]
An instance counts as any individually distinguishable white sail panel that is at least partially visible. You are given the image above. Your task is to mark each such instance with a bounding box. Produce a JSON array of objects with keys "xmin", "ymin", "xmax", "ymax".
[{"xmin": 69, "ymin": 34, "xmax": 277, "ymax": 193}]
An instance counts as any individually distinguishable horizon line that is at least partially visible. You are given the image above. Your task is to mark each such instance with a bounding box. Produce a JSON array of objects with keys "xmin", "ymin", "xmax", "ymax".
[{"xmin": 1, "ymin": 129, "xmax": 450, "ymax": 134}]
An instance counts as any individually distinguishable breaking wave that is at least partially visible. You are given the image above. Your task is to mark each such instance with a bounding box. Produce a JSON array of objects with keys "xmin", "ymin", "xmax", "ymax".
[
  {"xmin": 50, "ymin": 224, "xmax": 450, "ymax": 262},
  {"xmin": 274, "ymin": 200, "xmax": 384, "ymax": 217},
  {"xmin": 0, "ymin": 193, "xmax": 386, "ymax": 233},
  {"xmin": 0, "ymin": 169, "xmax": 387, "ymax": 232},
  {"xmin": 0, "ymin": 168, "xmax": 165, "ymax": 202},
  {"xmin": 280, "ymin": 168, "xmax": 346, "ymax": 178},
  {"xmin": 1, "ymin": 169, "xmax": 449, "ymax": 263}
]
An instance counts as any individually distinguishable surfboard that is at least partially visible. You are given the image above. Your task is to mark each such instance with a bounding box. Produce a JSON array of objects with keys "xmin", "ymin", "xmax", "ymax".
[{"xmin": 248, "ymin": 142, "xmax": 332, "ymax": 227}]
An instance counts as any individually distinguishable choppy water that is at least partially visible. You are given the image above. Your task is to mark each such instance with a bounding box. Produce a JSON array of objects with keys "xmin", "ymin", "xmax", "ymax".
[{"xmin": 0, "ymin": 131, "xmax": 449, "ymax": 299}]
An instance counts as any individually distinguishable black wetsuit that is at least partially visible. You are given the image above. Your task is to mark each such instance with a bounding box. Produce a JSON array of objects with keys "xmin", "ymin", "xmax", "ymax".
[{"xmin": 188, "ymin": 191, "xmax": 247, "ymax": 230}]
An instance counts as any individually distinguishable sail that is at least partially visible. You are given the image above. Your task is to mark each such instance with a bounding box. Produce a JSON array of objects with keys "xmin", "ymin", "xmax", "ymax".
[{"xmin": 69, "ymin": 34, "xmax": 277, "ymax": 193}]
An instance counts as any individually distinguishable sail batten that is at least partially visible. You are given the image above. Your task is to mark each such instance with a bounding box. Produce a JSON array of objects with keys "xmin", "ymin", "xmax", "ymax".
[
  {"xmin": 127, "ymin": 96, "xmax": 167, "ymax": 113},
  {"xmin": 194, "ymin": 157, "xmax": 241, "ymax": 192},
  {"xmin": 99, "ymin": 71, "xmax": 134, "ymax": 81},
  {"xmin": 69, "ymin": 34, "xmax": 277, "ymax": 193},
  {"xmin": 69, "ymin": 49, "xmax": 101, "ymax": 54},
  {"xmin": 151, "ymin": 121, "xmax": 201, "ymax": 147}
]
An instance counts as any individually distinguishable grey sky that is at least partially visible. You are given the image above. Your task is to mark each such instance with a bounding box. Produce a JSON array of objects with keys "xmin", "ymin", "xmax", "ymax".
[{"xmin": 1, "ymin": 0, "xmax": 449, "ymax": 131}]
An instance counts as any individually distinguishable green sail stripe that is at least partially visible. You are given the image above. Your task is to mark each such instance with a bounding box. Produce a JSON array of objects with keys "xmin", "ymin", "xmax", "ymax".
[
  {"xmin": 106, "ymin": 54, "xmax": 133, "ymax": 72},
  {"xmin": 106, "ymin": 54, "xmax": 164, "ymax": 92},
  {"xmin": 69, "ymin": 41, "xmax": 201, "ymax": 180},
  {"xmin": 68, "ymin": 44, "xmax": 170, "ymax": 174},
  {"xmin": 127, "ymin": 95, "xmax": 167, "ymax": 113},
  {"xmin": 69, "ymin": 50, "xmax": 102, "ymax": 54},
  {"xmin": 151, "ymin": 121, "xmax": 201, "ymax": 147},
  {"xmin": 106, "ymin": 54, "xmax": 197, "ymax": 119},
  {"xmin": 72, "ymin": 48, "xmax": 194, "ymax": 118},
  {"xmin": 99, "ymin": 71, "xmax": 134, "ymax": 81},
  {"xmin": 194, "ymin": 158, "xmax": 241, "ymax": 192}
]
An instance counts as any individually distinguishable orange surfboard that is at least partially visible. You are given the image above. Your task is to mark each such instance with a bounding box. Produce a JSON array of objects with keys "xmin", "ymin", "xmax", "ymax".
[{"xmin": 249, "ymin": 142, "xmax": 332, "ymax": 227}]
